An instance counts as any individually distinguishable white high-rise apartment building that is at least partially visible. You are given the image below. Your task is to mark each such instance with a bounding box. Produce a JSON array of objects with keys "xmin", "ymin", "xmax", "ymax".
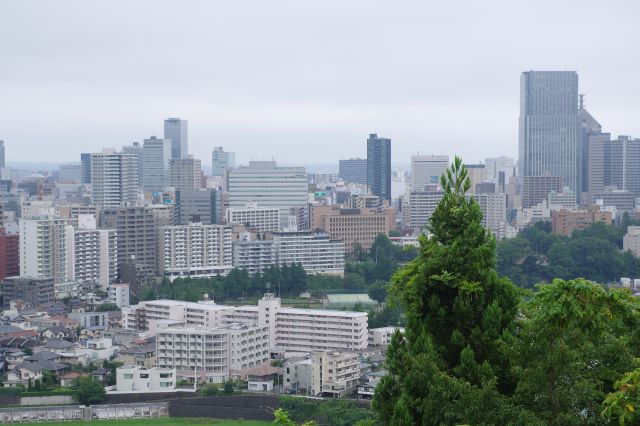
[
  {"xmin": 142, "ymin": 137, "xmax": 171, "ymax": 192},
  {"xmin": 122, "ymin": 142, "xmax": 144, "ymax": 186},
  {"xmin": 122, "ymin": 299, "xmax": 234, "ymax": 332},
  {"xmin": 226, "ymin": 203, "xmax": 280, "ymax": 232},
  {"xmin": 169, "ymin": 157, "xmax": 201, "ymax": 191},
  {"xmin": 108, "ymin": 283, "xmax": 130, "ymax": 308},
  {"xmin": 19, "ymin": 217, "xmax": 69, "ymax": 283},
  {"xmin": 410, "ymin": 155, "xmax": 449, "ymax": 191},
  {"xmin": 272, "ymin": 231, "xmax": 345, "ymax": 275},
  {"xmin": 156, "ymin": 324, "xmax": 270, "ymax": 383},
  {"xmin": 164, "ymin": 118, "xmax": 188, "ymax": 160},
  {"xmin": 90, "ymin": 153, "xmax": 138, "ymax": 207},
  {"xmin": 228, "ymin": 161, "xmax": 307, "ymax": 228},
  {"xmin": 158, "ymin": 223, "xmax": 233, "ymax": 280},
  {"xmin": 232, "ymin": 233, "xmax": 275, "ymax": 275}
]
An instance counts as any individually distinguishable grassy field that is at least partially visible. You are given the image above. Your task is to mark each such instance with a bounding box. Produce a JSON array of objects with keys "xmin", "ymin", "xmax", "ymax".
[{"xmin": 4, "ymin": 418, "xmax": 271, "ymax": 426}]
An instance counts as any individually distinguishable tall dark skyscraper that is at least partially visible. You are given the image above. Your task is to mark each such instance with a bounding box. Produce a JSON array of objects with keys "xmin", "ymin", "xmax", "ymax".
[
  {"xmin": 164, "ymin": 117, "xmax": 188, "ymax": 159},
  {"xmin": 367, "ymin": 133, "xmax": 391, "ymax": 201},
  {"xmin": 80, "ymin": 152, "xmax": 92, "ymax": 184},
  {"xmin": 519, "ymin": 71, "xmax": 580, "ymax": 192}
]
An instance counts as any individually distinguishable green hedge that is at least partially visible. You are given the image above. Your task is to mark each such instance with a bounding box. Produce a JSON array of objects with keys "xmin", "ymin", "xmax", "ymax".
[{"xmin": 22, "ymin": 389, "xmax": 76, "ymax": 397}]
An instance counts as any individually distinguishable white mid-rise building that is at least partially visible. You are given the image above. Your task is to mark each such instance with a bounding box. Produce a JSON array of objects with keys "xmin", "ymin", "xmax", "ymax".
[
  {"xmin": 405, "ymin": 188, "xmax": 444, "ymax": 229},
  {"xmin": 115, "ymin": 366, "xmax": 176, "ymax": 392},
  {"xmin": 623, "ymin": 226, "xmax": 640, "ymax": 257},
  {"xmin": 475, "ymin": 193, "xmax": 508, "ymax": 239},
  {"xmin": 226, "ymin": 203, "xmax": 280, "ymax": 232},
  {"xmin": 108, "ymin": 283, "xmax": 130, "ymax": 308},
  {"xmin": 232, "ymin": 233, "xmax": 276, "ymax": 275},
  {"xmin": 368, "ymin": 326, "xmax": 404, "ymax": 346},
  {"xmin": 19, "ymin": 217, "xmax": 69, "ymax": 283},
  {"xmin": 158, "ymin": 223, "xmax": 233, "ymax": 281},
  {"xmin": 272, "ymin": 231, "xmax": 345, "ymax": 275},
  {"xmin": 156, "ymin": 324, "xmax": 270, "ymax": 383},
  {"xmin": 123, "ymin": 294, "xmax": 368, "ymax": 354},
  {"xmin": 283, "ymin": 350, "xmax": 360, "ymax": 397}
]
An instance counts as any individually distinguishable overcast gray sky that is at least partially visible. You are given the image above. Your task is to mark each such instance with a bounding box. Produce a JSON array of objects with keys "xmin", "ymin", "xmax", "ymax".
[{"xmin": 1, "ymin": 1, "xmax": 639, "ymax": 167}]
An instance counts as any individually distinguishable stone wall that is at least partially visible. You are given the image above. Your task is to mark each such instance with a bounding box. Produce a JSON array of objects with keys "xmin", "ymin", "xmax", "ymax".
[{"xmin": 168, "ymin": 395, "xmax": 278, "ymax": 421}]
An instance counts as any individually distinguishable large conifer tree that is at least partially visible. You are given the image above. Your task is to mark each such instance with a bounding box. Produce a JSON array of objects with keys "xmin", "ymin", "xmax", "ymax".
[{"xmin": 373, "ymin": 156, "xmax": 538, "ymax": 424}]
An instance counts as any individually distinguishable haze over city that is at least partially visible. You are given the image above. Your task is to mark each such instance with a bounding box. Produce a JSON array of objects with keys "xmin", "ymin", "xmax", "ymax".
[{"xmin": 2, "ymin": 0, "xmax": 640, "ymax": 165}]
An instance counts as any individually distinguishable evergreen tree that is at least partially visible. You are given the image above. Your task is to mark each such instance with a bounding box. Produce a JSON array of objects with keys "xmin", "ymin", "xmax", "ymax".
[{"xmin": 373, "ymin": 156, "xmax": 536, "ymax": 424}]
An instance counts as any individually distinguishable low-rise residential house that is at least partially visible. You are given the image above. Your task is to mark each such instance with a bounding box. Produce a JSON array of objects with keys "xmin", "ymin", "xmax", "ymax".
[
  {"xmin": 76, "ymin": 338, "xmax": 116, "ymax": 363},
  {"xmin": 232, "ymin": 364, "xmax": 281, "ymax": 393},
  {"xmin": 4, "ymin": 349, "xmax": 26, "ymax": 369},
  {"xmin": 68, "ymin": 312, "xmax": 108, "ymax": 331},
  {"xmin": 5, "ymin": 361, "xmax": 67, "ymax": 387},
  {"xmin": 89, "ymin": 368, "xmax": 112, "ymax": 383},
  {"xmin": 58, "ymin": 371, "xmax": 86, "ymax": 387},
  {"xmin": 25, "ymin": 351, "xmax": 62, "ymax": 364},
  {"xmin": 115, "ymin": 366, "xmax": 176, "ymax": 392},
  {"xmin": 41, "ymin": 326, "xmax": 77, "ymax": 341}
]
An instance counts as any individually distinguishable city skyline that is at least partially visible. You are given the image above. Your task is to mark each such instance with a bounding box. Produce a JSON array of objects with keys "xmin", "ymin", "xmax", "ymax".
[{"xmin": 2, "ymin": 1, "xmax": 640, "ymax": 165}]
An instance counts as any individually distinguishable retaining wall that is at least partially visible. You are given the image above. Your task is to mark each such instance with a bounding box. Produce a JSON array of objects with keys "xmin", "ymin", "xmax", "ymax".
[{"xmin": 168, "ymin": 395, "xmax": 278, "ymax": 421}]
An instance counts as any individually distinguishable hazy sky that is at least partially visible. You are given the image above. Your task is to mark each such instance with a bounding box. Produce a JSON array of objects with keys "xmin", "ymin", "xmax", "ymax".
[{"xmin": 1, "ymin": 1, "xmax": 639, "ymax": 167}]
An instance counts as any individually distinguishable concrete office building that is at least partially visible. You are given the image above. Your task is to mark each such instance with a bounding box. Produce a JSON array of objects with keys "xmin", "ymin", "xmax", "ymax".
[
  {"xmin": 156, "ymin": 324, "xmax": 270, "ymax": 383},
  {"xmin": 411, "ymin": 155, "xmax": 448, "ymax": 191},
  {"xmin": 522, "ymin": 176, "xmax": 563, "ymax": 209},
  {"xmin": 175, "ymin": 189, "xmax": 222, "ymax": 225},
  {"xmin": 122, "ymin": 142, "xmax": 144, "ymax": 187},
  {"xmin": 519, "ymin": 71, "xmax": 581, "ymax": 193},
  {"xmin": 142, "ymin": 137, "xmax": 171, "ymax": 192},
  {"xmin": 226, "ymin": 203, "xmax": 280, "ymax": 232},
  {"xmin": 367, "ymin": 134, "xmax": 391, "ymax": 201},
  {"xmin": 0, "ymin": 140, "xmax": 4, "ymax": 168},
  {"xmin": 310, "ymin": 206, "xmax": 395, "ymax": 253},
  {"xmin": 548, "ymin": 189, "xmax": 578, "ymax": 210},
  {"xmin": 272, "ymin": 231, "xmax": 345, "ymax": 275},
  {"xmin": 90, "ymin": 153, "xmax": 139, "ymax": 207},
  {"xmin": 158, "ymin": 223, "xmax": 233, "ymax": 281},
  {"xmin": 405, "ymin": 186, "xmax": 444, "ymax": 229},
  {"xmin": 1, "ymin": 276, "xmax": 55, "ymax": 308},
  {"xmin": 211, "ymin": 147, "xmax": 235, "ymax": 177},
  {"xmin": 100, "ymin": 206, "xmax": 157, "ymax": 277},
  {"xmin": 228, "ymin": 161, "xmax": 307, "ymax": 228},
  {"xmin": 593, "ymin": 190, "xmax": 637, "ymax": 215},
  {"xmin": 19, "ymin": 217, "xmax": 69, "ymax": 283},
  {"xmin": 232, "ymin": 234, "xmax": 275, "ymax": 275},
  {"xmin": 169, "ymin": 157, "xmax": 201, "ymax": 191},
  {"xmin": 164, "ymin": 118, "xmax": 188, "ymax": 159},
  {"xmin": 338, "ymin": 158, "xmax": 367, "ymax": 184}
]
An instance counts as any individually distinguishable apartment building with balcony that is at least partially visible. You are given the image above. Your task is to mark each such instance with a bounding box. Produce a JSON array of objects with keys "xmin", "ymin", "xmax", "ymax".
[
  {"xmin": 155, "ymin": 324, "xmax": 269, "ymax": 383},
  {"xmin": 158, "ymin": 223, "xmax": 233, "ymax": 281},
  {"xmin": 283, "ymin": 350, "xmax": 360, "ymax": 397},
  {"xmin": 226, "ymin": 203, "xmax": 280, "ymax": 232}
]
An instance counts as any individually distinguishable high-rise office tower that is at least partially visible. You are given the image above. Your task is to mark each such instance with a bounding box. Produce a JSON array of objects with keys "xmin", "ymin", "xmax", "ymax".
[
  {"xmin": 19, "ymin": 217, "xmax": 69, "ymax": 283},
  {"xmin": 90, "ymin": 153, "xmax": 139, "ymax": 207},
  {"xmin": 411, "ymin": 155, "xmax": 449, "ymax": 191},
  {"xmin": 80, "ymin": 153, "xmax": 92, "ymax": 184},
  {"xmin": 519, "ymin": 71, "xmax": 581, "ymax": 193},
  {"xmin": 122, "ymin": 142, "xmax": 144, "ymax": 186},
  {"xmin": 211, "ymin": 147, "xmax": 235, "ymax": 177},
  {"xmin": 485, "ymin": 157, "xmax": 516, "ymax": 184},
  {"xmin": 338, "ymin": 158, "xmax": 368, "ymax": 184},
  {"xmin": 367, "ymin": 134, "xmax": 391, "ymax": 201},
  {"xmin": 142, "ymin": 137, "xmax": 171, "ymax": 192},
  {"xmin": 170, "ymin": 157, "xmax": 201, "ymax": 191},
  {"xmin": 0, "ymin": 140, "xmax": 5, "ymax": 168},
  {"xmin": 228, "ymin": 161, "xmax": 307, "ymax": 228},
  {"xmin": 164, "ymin": 118, "xmax": 188, "ymax": 159},
  {"xmin": 522, "ymin": 176, "xmax": 563, "ymax": 209}
]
